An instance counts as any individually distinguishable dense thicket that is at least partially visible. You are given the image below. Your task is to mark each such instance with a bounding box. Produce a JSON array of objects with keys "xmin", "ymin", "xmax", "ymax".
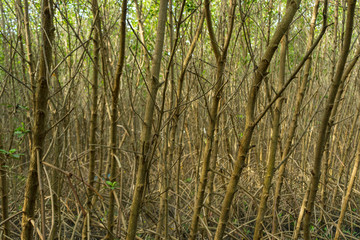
[{"xmin": 1, "ymin": 0, "xmax": 360, "ymax": 239}]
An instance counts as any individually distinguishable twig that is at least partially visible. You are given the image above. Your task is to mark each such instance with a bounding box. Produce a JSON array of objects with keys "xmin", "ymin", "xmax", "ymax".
[
  {"xmin": 0, "ymin": 64, "xmax": 33, "ymax": 92},
  {"xmin": 45, "ymin": 108, "xmax": 74, "ymax": 134},
  {"xmin": 42, "ymin": 161, "xmax": 103, "ymax": 200},
  {"xmin": 30, "ymin": 219, "xmax": 44, "ymax": 240},
  {"xmin": 0, "ymin": 211, "xmax": 23, "ymax": 226}
]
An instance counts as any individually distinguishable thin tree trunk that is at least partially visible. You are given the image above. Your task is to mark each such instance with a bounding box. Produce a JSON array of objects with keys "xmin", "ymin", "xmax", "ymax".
[
  {"xmin": 20, "ymin": 0, "xmax": 54, "ymax": 238},
  {"xmin": 214, "ymin": 1, "xmax": 301, "ymax": 239},
  {"xmin": 155, "ymin": 2, "xmax": 203, "ymax": 238},
  {"xmin": 320, "ymin": 43, "xmax": 360, "ymax": 225},
  {"xmin": 154, "ymin": 1, "xmax": 175, "ymax": 237},
  {"xmin": 293, "ymin": 187, "xmax": 310, "ymax": 239},
  {"xmin": 271, "ymin": 0, "xmax": 320, "ymax": 236},
  {"xmin": 165, "ymin": 12, "xmax": 205, "ymax": 235},
  {"xmin": 0, "ymin": 129, "xmax": 9, "ymax": 239},
  {"xmin": 334, "ymin": 126, "xmax": 360, "ymax": 239},
  {"xmin": 22, "ymin": 0, "xmax": 35, "ymax": 102},
  {"xmin": 302, "ymin": 1, "xmax": 356, "ymax": 239},
  {"xmin": 155, "ymin": 2, "xmax": 185, "ymax": 238},
  {"xmin": 82, "ymin": 0, "xmax": 102, "ymax": 238},
  {"xmin": 331, "ymin": 105, "xmax": 359, "ymax": 207},
  {"xmin": 49, "ymin": 17, "xmax": 73, "ymax": 239},
  {"xmin": 253, "ymin": 30, "xmax": 288, "ymax": 240},
  {"xmin": 205, "ymin": 115, "xmax": 220, "ymax": 223},
  {"xmin": 331, "ymin": 0, "xmax": 339, "ymax": 80},
  {"xmin": 104, "ymin": 0, "xmax": 127, "ymax": 239},
  {"xmin": 126, "ymin": 0, "xmax": 168, "ymax": 238},
  {"xmin": 188, "ymin": 1, "xmax": 236, "ymax": 238}
]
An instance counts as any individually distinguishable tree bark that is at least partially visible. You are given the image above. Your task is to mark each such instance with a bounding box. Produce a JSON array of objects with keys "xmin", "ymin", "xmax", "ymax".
[
  {"xmin": 253, "ymin": 30, "xmax": 288, "ymax": 240},
  {"xmin": 82, "ymin": 0, "xmax": 102, "ymax": 238},
  {"xmin": 302, "ymin": 0, "xmax": 356, "ymax": 239},
  {"xmin": 21, "ymin": 0, "xmax": 54, "ymax": 238},
  {"xmin": 214, "ymin": 1, "xmax": 301, "ymax": 239},
  {"xmin": 0, "ymin": 128, "xmax": 9, "ymax": 239},
  {"xmin": 334, "ymin": 111, "xmax": 360, "ymax": 239},
  {"xmin": 271, "ymin": 0, "xmax": 320, "ymax": 236},
  {"xmin": 104, "ymin": 0, "xmax": 127, "ymax": 239},
  {"xmin": 126, "ymin": 0, "xmax": 168, "ymax": 238},
  {"xmin": 188, "ymin": 1, "xmax": 236, "ymax": 238}
]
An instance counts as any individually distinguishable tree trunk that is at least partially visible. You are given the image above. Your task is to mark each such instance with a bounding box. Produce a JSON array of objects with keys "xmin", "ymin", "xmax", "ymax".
[
  {"xmin": 302, "ymin": 0, "xmax": 356, "ymax": 239},
  {"xmin": 188, "ymin": 1, "xmax": 236, "ymax": 238},
  {"xmin": 253, "ymin": 30, "xmax": 288, "ymax": 240},
  {"xmin": 214, "ymin": 1, "xmax": 301, "ymax": 239},
  {"xmin": 126, "ymin": 0, "xmax": 168, "ymax": 238},
  {"xmin": 0, "ymin": 128, "xmax": 9, "ymax": 239},
  {"xmin": 82, "ymin": 0, "xmax": 102, "ymax": 237},
  {"xmin": 104, "ymin": 0, "xmax": 127, "ymax": 239},
  {"xmin": 21, "ymin": 0, "xmax": 54, "ymax": 238},
  {"xmin": 334, "ymin": 112, "xmax": 360, "ymax": 239},
  {"xmin": 271, "ymin": 0, "xmax": 320, "ymax": 236}
]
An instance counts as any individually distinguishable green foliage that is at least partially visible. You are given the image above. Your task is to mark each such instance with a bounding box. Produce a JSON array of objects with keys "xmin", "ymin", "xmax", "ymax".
[
  {"xmin": 237, "ymin": 114, "xmax": 244, "ymax": 119},
  {"xmin": 243, "ymin": 227, "xmax": 251, "ymax": 235},
  {"xmin": 310, "ymin": 225, "xmax": 315, "ymax": 232},
  {"xmin": 0, "ymin": 148, "xmax": 23, "ymax": 159},
  {"xmin": 106, "ymin": 180, "xmax": 118, "ymax": 190},
  {"xmin": 185, "ymin": 0, "xmax": 197, "ymax": 13},
  {"xmin": 14, "ymin": 122, "xmax": 30, "ymax": 138}
]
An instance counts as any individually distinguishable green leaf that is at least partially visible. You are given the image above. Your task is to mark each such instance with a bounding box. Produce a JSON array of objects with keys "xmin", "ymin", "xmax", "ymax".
[
  {"xmin": 0, "ymin": 149, "xmax": 8, "ymax": 155},
  {"xmin": 17, "ymin": 105, "xmax": 29, "ymax": 110},
  {"xmin": 14, "ymin": 123, "xmax": 30, "ymax": 138},
  {"xmin": 9, "ymin": 149, "xmax": 17, "ymax": 154},
  {"xmin": 11, "ymin": 154, "xmax": 22, "ymax": 159},
  {"xmin": 106, "ymin": 181, "xmax": 117, "ymax": 189},
  {"xmin": 14, "ymin": 131, "xmax": 23, "ymax": 135}
]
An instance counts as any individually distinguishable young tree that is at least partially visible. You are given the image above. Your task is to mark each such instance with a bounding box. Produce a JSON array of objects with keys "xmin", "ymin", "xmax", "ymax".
[
  {"xmin": 253, "ymin": 29, "xmax": 288, "ymax": 240},
  {"xmin": 82, "ymin": 0, "xmax": 103, "ymax": 238},
  {"xmin": 21, "ymin": 0, "xmax": 54, "ymax": 238},
  {"xmin": 188, "ymin": 0, "xmax": 236, "ymax": 238},
  {"xmin": 302, "ymin": 0, "xmax": 356, "ymax": 239},
  {"xmin": 272, "ymin": 0, "xmax": 322, "ymax": 235},
  {"xmin": 126, "ymin": 0, "xmax": 168, "ymax": 239},
  {"xmin": 105, "ymin": 0, "xmax": 127, "ymax": 239},
  {"xmin": 214, "ymin": 1, "xmax": 301, "ymax": 238}
]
